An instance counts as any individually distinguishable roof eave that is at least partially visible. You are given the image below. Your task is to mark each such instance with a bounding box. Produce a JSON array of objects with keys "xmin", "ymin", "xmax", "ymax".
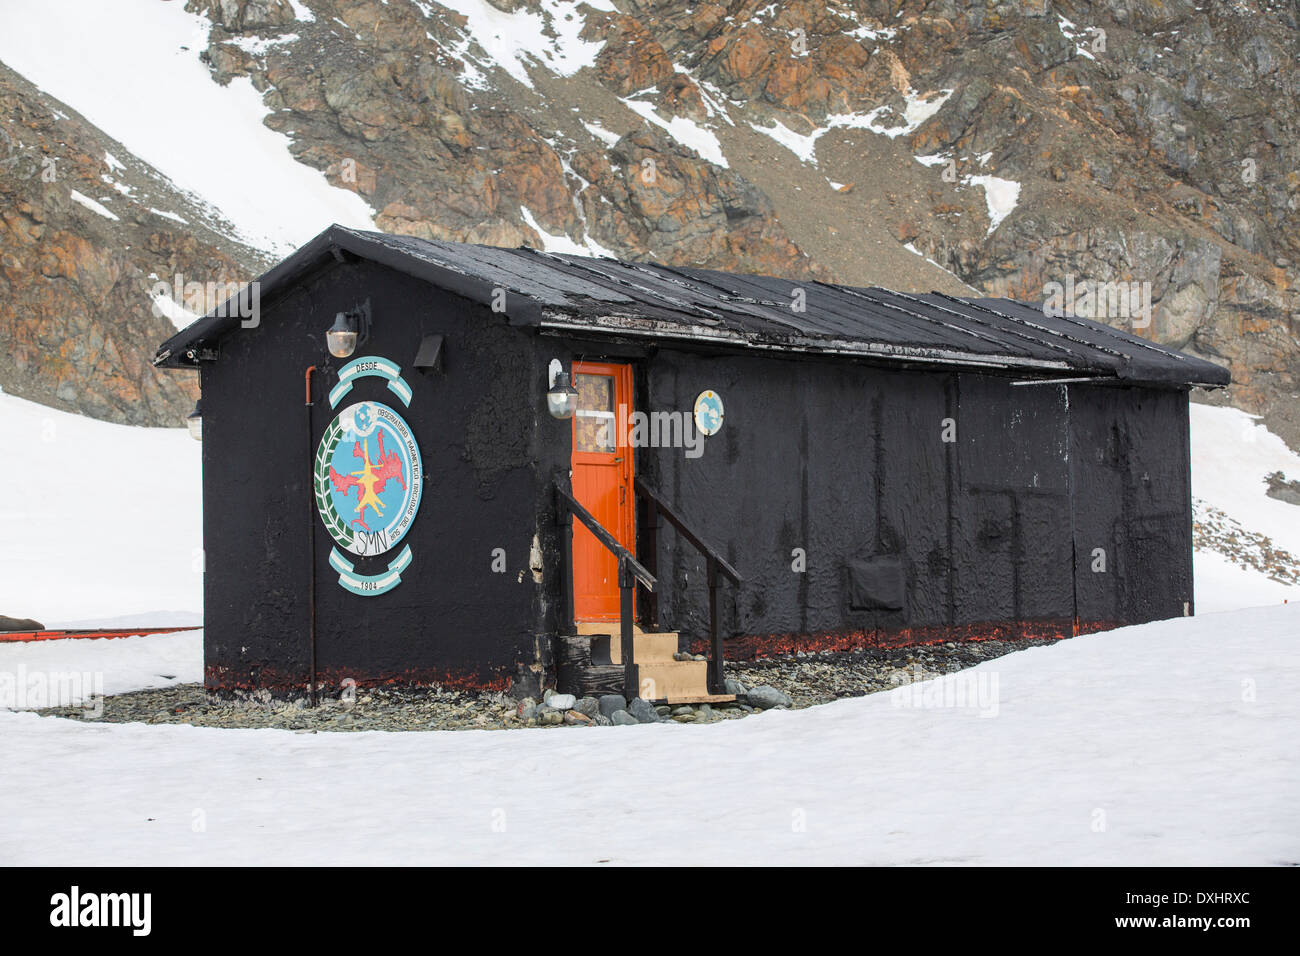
[
  {"xmin": 537, "ymin": 311, "xmax": 1081, "ymax": 374},
  {"xmin": 153, "ymin": 224, "xmax": 545, "ymax": 368}
]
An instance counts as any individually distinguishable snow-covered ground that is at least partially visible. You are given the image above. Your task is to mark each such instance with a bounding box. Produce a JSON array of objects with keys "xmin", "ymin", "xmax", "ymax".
[
  {"xmin": 1194, "ymin": 549, "xmax": 1299, "ymax": 613},
  {"xmin": 1191, "ymin": 403, "xmax": 1300, "ymax": 610},
  {"xmin": 1, "ymin": 378, "xmax": 1296, "ymax": 864},
  {"xmin": 0, "ymin": 605, "xmax": 1295, "ymax": 864},
  {"xmin": 0, "ymin": 630, "xmax": 201, "ymax": 703},
  {"xmin": 0, "ymin": 392, "xmax": 202, "ymax": 626},
  {"xmin": 0, "ymin": 0, "xmax": 375, "ymax": 256},
  {"xmin": 1191, "ymin": 403, "xmax": 1300, "ymax": 558}
]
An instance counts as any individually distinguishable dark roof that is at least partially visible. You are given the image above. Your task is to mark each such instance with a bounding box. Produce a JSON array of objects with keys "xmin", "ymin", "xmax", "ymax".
[{"xmin": 155, "ymin": 224, "xmax": 1230, "ymax": 388}]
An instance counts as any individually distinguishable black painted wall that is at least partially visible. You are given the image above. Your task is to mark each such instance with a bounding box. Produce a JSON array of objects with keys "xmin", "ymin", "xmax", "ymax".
[
  {"xmin": 1069, "ymin": 384, "xmax": 1194, "ymax": 625},
  {"xmin": 636, "ymin": 348, "xmax": 1195, "ymax": 654},
  {"xmin": 200, "ymin": 259, "xmax": 553, "ymax": 694}
]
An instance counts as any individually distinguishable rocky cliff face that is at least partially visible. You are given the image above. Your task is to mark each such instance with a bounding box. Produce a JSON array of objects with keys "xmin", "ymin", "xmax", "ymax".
[
  {"xmin": 0, "ymin": 62, "xmax": 265, "ymax": 425},
  {"xmin": 1, "ymin": 0, "xmax": 1296, "ymax": 443}
]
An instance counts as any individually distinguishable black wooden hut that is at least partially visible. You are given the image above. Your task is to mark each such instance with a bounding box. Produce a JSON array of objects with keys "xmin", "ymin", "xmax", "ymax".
[{"xmin": 155, "ymin": 224, "xmax": 1230, "ymax": 703}]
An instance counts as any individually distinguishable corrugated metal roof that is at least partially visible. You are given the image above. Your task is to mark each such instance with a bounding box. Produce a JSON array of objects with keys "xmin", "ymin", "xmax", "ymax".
[{"xmin": 155, "ymin": 225, "xmax": 1230, "ymax": 388}]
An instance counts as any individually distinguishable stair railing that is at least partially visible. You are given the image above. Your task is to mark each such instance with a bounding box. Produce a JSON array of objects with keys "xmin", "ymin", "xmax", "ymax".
[
  {"xmin": 554, "ymin": 483, "xmax": 656, "ymax": 696},
  {"xmin": 634, "ymin": 477, "xmax": 742, "ymax": 695}
]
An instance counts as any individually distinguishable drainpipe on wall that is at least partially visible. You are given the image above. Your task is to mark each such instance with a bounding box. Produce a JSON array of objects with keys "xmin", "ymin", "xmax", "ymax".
[{"xmin": 305, "ymin": 365, "xmax": 318, "ymax": 707}]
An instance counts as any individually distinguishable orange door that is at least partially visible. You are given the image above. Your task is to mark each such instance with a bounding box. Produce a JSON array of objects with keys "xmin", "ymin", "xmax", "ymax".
[{"xmin": 571, "ymin": 361, "xmax": 634, "ymax": 622}]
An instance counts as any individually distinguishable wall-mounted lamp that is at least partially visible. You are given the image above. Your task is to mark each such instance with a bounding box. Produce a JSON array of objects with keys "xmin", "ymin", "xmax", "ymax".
[
  {"xmin": 326, "ymin": 312, "xmax": 357, "ymax": 358},
  {"xmin": 326, "ymin": 299, "xmax": 371, "ymax": 359},
  {"xmin": 186, "ymin": 400, "xmax": 202, "ymax": 441},
  {"xmin": 546, "ymin": 358, "xmax": 578, "ymax": 419}
]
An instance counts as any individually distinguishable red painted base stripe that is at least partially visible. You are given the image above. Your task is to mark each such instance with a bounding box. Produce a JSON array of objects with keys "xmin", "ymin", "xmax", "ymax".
[
  {"xmin": 688, "ymin": 619, "xmax": 1122, "ymax": 659},
  {"xmin": 0, "ymin": 627, "xmax": 198, "ymax": 643}
]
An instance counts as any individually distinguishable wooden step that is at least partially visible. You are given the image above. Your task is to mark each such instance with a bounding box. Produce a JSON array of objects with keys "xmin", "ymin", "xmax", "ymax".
[
  {"xmin": 662, "ymin": 693, "xmax": 738, "ymax": 705},
  {"xmin": 591, "ymin": 631, "xmax": 679, "ymax": 666},
  {"xmin": 557, "ymin": 631, "xmax": 734, "ymax": 703},
  {"xmin": 576, "ymin": 620, "xmax": 650, "ymax": 636},
  {"xmin": 630, "ymin": 660, "xmax": 715, "ymax": 703}
]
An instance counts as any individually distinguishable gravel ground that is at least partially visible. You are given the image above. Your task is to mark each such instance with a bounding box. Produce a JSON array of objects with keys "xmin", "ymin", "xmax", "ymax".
[
  {"xmin": 34, "ymin": 636, "xmax": 1062, "ymax": 732},
  {"xmin": 726, "ymin": 637, "xmax": 1059, "ymax": 707}
]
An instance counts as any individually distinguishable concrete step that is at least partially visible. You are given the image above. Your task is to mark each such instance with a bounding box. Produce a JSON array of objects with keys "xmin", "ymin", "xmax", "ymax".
[{"xmin": 591, "ymin": 631, "xmax": 679, "ymax": 666}]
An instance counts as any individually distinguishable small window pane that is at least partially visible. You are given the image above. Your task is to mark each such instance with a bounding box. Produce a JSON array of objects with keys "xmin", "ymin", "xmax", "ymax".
[{"xmin": 575, "ymin": 373, "xmax": 615, "ymax": 452}]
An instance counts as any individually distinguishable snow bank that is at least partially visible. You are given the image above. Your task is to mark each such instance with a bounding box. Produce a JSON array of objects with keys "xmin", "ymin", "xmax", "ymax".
[
  {"xmin": 621, "ymin": 98, "xmax": 730, "ymax": 168},
  {"xmin": 0, "ymin": 394, "xmax": 202, "ymax": 625},
  {"xmin": 70, "ymin": 189, "xmax": 120, "ymax": 222},
  {"xmin": 1194, "ymin": 551, "xmax": 1298, "ymax": 613},
  {"xmin": 967, "ymin": 174, "xmax": 1020, "ymax": 235},
  {"xmin": 422, "ymin": 0, "xmax": 615, "ymax": 90},
  {"xmin": 750, "ymin": 118, "xmax": 820, "ymax": 164},
  {"xmin": 1191, "ymin": 403, "xmax": 1300, "ymax": 558},
  {"xmin": 0, "ymin": 630, "xmax": 202, "ymax": 706},
  {"xmin": 751, "ymin": 90, "xmax": 952, "ymax": 167},
  {"xmin": 519, "ymin": 206, "xmax": 615, "ymax": 257},
  {"xmin": 1, "ymin": 605, "xmax": 1294, "ymax": 864}
]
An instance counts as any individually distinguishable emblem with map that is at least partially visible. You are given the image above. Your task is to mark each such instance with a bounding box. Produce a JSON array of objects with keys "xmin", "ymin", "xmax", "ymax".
[{"xmin": 314, "ymin": 401, "xmax": 423, "ymax": 556}]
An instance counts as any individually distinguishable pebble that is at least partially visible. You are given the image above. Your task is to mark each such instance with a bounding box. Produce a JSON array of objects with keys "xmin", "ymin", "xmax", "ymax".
[
  {"xmin": 548, "ymin": 693, "xmax": 576, "ymax": 711},
  {"xmin": 610, "ymin": 710, "xmax": 639, "ymax": 726},
  {"xmin": 746, "ymin": 685, "xmax": 795, "ymax": 710},
  {"xmin": 628, "ymin": 697, "xmax": 659, "ymax": 723},
  {"xmin": 574, "ymin": 696, "xmax": 600, "ymax": 719},
  {"xmin": 598, "ymin": 694, "xmax": 628, "ymax": 718}
]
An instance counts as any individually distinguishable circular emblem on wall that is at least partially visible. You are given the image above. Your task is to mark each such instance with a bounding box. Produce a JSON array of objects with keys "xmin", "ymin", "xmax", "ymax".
[
  {"xmin": 693, "ymin": 389, "xmax": 724, "ymax": 436},
  {"xmin": 314, "ymin": 400, "xmax": 423, "ymax": 558}
]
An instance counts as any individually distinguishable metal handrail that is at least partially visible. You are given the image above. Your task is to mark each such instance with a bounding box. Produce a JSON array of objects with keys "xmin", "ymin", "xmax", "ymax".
[
  {"xmin": 554, "ymin": 485, "xmax": 655, "ymax": 590},
  {"xmin": 554, "ymin": 483, "xmax": 654, "ymax": 697},
  {"xmin": 634, "ymin": 478, "xmax": 741, "ymax": 583},
  {"xmin": 634, "ymin": 477, "xmax": 743, "ymax": 694}
]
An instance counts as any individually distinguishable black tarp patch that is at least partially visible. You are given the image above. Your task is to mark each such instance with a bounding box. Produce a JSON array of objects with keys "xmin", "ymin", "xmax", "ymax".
[{"xmin": 848, "ymin": 557, "xmax": 906, "ymax": 611}]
